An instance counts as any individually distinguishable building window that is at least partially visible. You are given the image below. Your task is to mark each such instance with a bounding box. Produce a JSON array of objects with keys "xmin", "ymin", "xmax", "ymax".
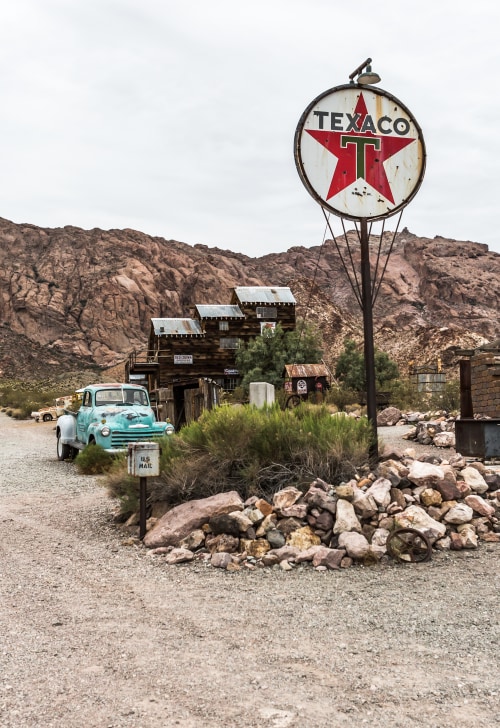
[
  {"xmin": 256, "ymin": 306, "xmax": 277, "ymax": 319},
  {"xmin": 219, "ymin": 320, "xmax": 229, "ymax": 331},
  {"xmin": 220, "ymin": 337, "xmax": 239, "ymax": 349}
]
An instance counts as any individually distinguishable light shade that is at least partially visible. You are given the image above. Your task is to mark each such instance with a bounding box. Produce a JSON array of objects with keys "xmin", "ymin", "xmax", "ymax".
[{"xmin": 357, "ymin": 65, "xmax": 381, "ymax": 85}]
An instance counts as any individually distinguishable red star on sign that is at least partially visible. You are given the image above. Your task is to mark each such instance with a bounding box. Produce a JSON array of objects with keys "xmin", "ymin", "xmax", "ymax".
[{"xmin": 306, "ymin": 93, "xmax": 415, "ymax": 204}]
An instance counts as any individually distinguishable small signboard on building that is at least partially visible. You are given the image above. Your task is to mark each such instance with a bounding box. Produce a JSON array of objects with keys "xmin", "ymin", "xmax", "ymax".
[
  {"xmin": 261, "ymin": 322, "xmax": 276, "ymax": 334},
  {"xmin": 297, "ymin": 379, "xmax": 308, "ymax": 395},
  {"xmin": 174, "ymin": 354, "xmax": 193, "ymax": 365}
]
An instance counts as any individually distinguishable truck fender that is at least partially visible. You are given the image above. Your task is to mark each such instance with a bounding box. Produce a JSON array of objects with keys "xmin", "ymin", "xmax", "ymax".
[{"xmin": 56, "ymin": 413, "xmax": 77, "ymax": 443}]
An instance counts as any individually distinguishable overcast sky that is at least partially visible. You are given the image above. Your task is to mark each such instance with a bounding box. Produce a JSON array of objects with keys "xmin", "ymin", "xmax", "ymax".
[{"xmin": 1, "ymin": 0, "xmax": 499, "ymax": 257}]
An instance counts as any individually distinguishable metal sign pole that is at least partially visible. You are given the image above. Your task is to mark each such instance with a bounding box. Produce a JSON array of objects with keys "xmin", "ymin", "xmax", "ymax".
[
  {"xmin": 360, "ymin": 219, "xmax": 378, "ymax": 460},
  {"xmin": 139, "ymin": 477, "xmax": 147, "ymax": 540},
  {"xmin": 128, "ymin": 442, "xmax": 161, "ymax": 541},
  {"xmin": 294, "ymin": 63, "xmax": 426, "ymax": 465}
]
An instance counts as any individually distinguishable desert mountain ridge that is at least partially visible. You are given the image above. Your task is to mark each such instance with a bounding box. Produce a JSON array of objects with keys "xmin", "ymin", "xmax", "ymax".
[{"xmin": 0, "ymin": 216, "xmax": 498, "ymax": 383}]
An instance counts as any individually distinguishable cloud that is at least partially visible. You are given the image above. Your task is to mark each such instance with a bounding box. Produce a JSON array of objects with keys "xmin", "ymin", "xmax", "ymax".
[{"xmin": 0, "ymin": 0, "xmax": 498, "ymax": 256}]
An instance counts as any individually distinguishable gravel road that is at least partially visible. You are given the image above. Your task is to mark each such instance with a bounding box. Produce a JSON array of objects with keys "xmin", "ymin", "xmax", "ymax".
[{"xmin": 1, "ymin": 414, "xmax": 499, "ymax": 728}]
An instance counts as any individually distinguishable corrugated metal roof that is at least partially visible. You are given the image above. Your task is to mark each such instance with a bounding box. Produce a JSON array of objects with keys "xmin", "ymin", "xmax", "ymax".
[
  {"xmin": 283, "ymin": 364, "xmax": 330, "ymax": 378},
  {"xmin": 234, "ymin": 286, "xmax": 296, "ymax": 304},
  {"xmin": 195, "ymin": 304, "xmax": 244, "ymax": 319},
  {"xmin": 151, "ymin": 318, "xmax": 203, "ymax": 336}
]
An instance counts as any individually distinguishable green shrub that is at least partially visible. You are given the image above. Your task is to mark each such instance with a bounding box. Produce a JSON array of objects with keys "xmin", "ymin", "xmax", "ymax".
[
  {"xmin": 326, "ymin": 387, "xmax": 360, "ymax": 411},
  {"xmin": 104, "ymin": 403, "xmax": 373, "ymax": 514},
  {"xmin": 75, "ymin": 444, "xmax": 116, "ymax": 475},
  {"xmin": 105, "ymin": 461, "xmax": 139, "ymax": 514},
  {"xmin": 388, "ymin": 378, "xmax": 460, "ymax": 413},
  {"xmin": 429, "ymin": 380, "xmax": 460, "ymax": 413},
  {"xmin": 0, "ymin": 382, "xmax": 76, "ymax": 419}
]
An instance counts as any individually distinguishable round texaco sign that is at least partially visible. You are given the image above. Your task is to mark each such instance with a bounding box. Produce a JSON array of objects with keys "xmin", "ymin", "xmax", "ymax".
[{"xmin": 294, "ymin": 84, "xmax": 426, "ymax": 221}]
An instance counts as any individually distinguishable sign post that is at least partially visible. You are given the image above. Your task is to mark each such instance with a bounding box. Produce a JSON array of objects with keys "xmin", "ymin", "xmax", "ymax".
[
  {"xmin": 294, "ymin": 61, "xmax": 425, "ymax": 459},
  {"xmin": 127, "ymin": 442, "xmax": 161, "ymax": 540}
]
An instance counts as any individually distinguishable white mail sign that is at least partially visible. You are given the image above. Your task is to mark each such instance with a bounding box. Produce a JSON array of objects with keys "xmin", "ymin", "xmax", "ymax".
[{"xmin": 127, "ymin": 442, "xmax": 161, "ymax": 477}]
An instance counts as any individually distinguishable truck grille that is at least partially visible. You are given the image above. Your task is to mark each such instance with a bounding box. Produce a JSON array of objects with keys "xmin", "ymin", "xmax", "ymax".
[{"xmin": 110, "ymin": 429, "xmax": 163, "ymax": 448}]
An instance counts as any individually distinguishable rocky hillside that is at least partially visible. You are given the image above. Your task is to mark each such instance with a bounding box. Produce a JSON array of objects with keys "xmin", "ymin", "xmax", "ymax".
[{"xmin": 0, "ymin": 216, "xmax": 498, "ymax": 382}]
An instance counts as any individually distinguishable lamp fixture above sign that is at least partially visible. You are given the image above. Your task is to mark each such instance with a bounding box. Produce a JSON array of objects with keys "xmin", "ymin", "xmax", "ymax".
[{"xmin": 348, "ymin": 57, "xmax": 381, "ymax": 85}]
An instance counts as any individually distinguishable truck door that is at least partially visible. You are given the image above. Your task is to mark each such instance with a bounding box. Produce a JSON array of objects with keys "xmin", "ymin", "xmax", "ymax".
[{"xmin": 77, "ymin": 390, "xmax": 93, "ymax": 443}]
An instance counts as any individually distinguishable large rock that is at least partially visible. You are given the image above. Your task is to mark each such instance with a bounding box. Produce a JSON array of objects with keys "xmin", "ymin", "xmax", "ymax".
[
  {"xmin": 240, "ymin": 538, "xmax": 271, "ymax": 558},
  {"xmin": 303, "ymin": 485, "xmax": 337, "ymax": 514},
  {"xmin": 394, "ymin": 505, "xmax": 446, "ymax": 542},
  {"xmin": 228, "ymin": 510, "xmax": 255, "ymax": 533},
  {"xmin": 333, "ymin": 499, "xmax": 362, "ymax": 534},
  {"xmin": 278, "ymin": 503, "xmax": 308, "ymax": 519},
  {"xmin": 408, "ymin": 461, "xmax": 462, "ymax": 500},
  {"xmin": 211, "ymin": 552, "xmax": 234, "ymax": 569},
  {"xmin": 337, "ymin": 532, "xmax": 370, "ymax": 559},
  {"xmin": 205, "ymin": 533, "xmax": 239, "ymax": 553},
  {"xmin": 444, "ymin": 503, "xmax": 474, "ymax": 525},
  {"xmin": 464, "ymin": 494, "xmax": 495, "ymax": 517},
  {"xmin": 143, "ymin": 491, "xmax": 244, "ymax": 548},
  {"xmin": 420, "ymin": 488, "xmax": 442, "ymax": 507},
  {"xmin": 286, "ymin": 526, "xmax": 321, "ymax": 550},
  {"xmin": 365, "ymin": 478, "xmax": 392, "ymax": 508},
  {"xmin": 164, "ymin": 548, "xmax": 194, "ymax": 564},
  {"xmin": 433, "ymin": 431, "xmax": 456, "ymax": 448},
  {"xmin": 456, "ymin": 523, "xmax": 479, "ymax": 549},
  {"xmin": 459, "ymin": 467, "xmax": 489, "ymax": 494},
  {"xmin": 266, "ymin": 529, "xmax": 286, "ymax": 548},
  {"xmin": 261, "ymin": 545, "xmax": 300, "ymax": 566},
  {"xmin": 377, "ymin": 407, "xmax": 402, "ymax": 426},
  {"xmin": 273, "ymin": 486, "xmax": 303, "ymax": 510},
  {"xmin": 294, "ymin": 545, "xmax": 325, "ymax": 563},
  {"xmin": 377, "ymin": 459, "xmax": 409, "ymax": 487},
  {"xmin": 370, "ymin": 528, "xmax": 390, "ymax": 557},
  {"xmin": 311, "ymin": 547, "xmax": 345, "ymax": 570},
  {"xmin": 352, "ymin": 488, "xmax": 378, "ymax": 519}
]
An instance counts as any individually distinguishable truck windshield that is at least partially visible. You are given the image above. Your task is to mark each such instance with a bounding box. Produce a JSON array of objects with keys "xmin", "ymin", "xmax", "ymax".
[{"xmin": 95, "ymin": 389, "xmax": 149, "ymax": 406}]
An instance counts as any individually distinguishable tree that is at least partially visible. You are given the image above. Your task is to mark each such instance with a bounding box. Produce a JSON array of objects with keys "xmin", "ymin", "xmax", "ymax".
[
  {"xmin": 335, "ymin": 339, "xmax": 399, "ymax": 391},
  {"xmin": 235, "ymin": 320, "xmax": 323, "ymax": 392}
]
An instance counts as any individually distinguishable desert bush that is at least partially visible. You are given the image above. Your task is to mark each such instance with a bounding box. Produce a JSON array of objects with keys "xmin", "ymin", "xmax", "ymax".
[
  {"xmin": 105, "ymin": 403, "xmax": 373, "ymax": 514},
  {"xmin": 75, "ymin": 444, "xmax": 116, "ymax": 475},
  {"xmin": 428, "ymin": 380, "xmax": 460, "ymax": 413},
  {"xmin": 388, "ymin": 378, "xmax": 460, "ymax": 413},
  {"xmin": 0, "ymin": 382, "xmax": 75, "ymax": 419},
  {"xmin": 105, "ymin": 460, "xmax": 139, "ymax": 514},
  {"xmin": 326, "ymin": 386, "xmax": 360, "ymax": 411}
]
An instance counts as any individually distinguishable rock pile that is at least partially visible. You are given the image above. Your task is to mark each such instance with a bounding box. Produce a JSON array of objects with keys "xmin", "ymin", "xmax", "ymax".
[
  {"xmin": 138, "ymin": 451, "xmax": 500, "ymax": 571},
  {"xmin": 378, "ymin": 406, "xmax": 457, "ymax": 448}
]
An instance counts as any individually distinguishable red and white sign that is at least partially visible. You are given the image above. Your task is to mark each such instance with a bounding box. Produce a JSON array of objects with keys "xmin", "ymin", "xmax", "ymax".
[
  {"xmin": 294, "ymin": 85, "xmax": 425, "ymax": 221},
  {"xmin": 296, "ymin": 379, "xmax": 308, "ymax": 394}
]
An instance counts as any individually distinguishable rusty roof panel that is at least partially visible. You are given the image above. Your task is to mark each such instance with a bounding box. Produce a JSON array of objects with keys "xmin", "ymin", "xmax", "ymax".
[
  {"xmin": 151, "ymin": 318, "xmax": 203, "ymax": 336},
  {"xmin": 195, "ymin": 305, "xmax": 244, "ymax": 319},
  {"xmin": 234, "ymin": 286, "xmax": 296, "ymax": 304},
  {"xmin": 284, "ymin": 364, "xmax": 330, "ymax": 378}
]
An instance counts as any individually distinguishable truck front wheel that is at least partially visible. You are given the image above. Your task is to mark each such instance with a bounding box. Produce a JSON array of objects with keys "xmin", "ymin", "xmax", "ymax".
[{"xmin": 57, "ymin": 433, "xmax": 72, "ymax": 461}]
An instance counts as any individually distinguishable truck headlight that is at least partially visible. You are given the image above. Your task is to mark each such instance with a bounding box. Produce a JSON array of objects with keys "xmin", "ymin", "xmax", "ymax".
[{"xmin": 101, "ymin": 426, "xmax": 111, "ymax": 437}]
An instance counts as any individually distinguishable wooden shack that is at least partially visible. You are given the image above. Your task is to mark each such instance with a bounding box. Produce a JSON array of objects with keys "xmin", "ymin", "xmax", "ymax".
[
  {"xmin": 230, "ymin": 286, "xmax": 296, "ymax": 340},
  {"xmin": 283, "ymin": 363, "xmax": 331, "ymax": 400},
  {"xmin": 153, "ymin": 378, "xmax": 221, "ymax": 430},
  {"xmin": 127, "ymin": 286, "xmax": 297, "ymax": 395}
]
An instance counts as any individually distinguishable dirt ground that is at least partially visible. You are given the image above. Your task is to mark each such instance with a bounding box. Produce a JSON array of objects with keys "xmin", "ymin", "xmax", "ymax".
[{"xmin": 0, "ymin": 414, "xmax": 499, "ymax": 728}]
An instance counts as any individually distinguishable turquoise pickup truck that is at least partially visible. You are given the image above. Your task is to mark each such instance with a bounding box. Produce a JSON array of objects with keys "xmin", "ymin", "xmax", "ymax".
[{"xmin": 56, "ymin": 383, "xmax": 173, "ymax": 460}]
